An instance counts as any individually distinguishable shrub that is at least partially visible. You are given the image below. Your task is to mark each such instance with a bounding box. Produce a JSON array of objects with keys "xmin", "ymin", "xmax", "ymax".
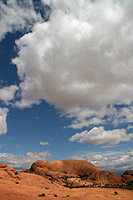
[
  {"xmin": 114, "ymin": 191, "xmax": 118, "ymax": 195},
  {"xmin": 62, "ymin": 195, "xmax": 70, "ymax": 198},
  {"xmin": 38, "ymin": 193, "xmax": 45, "ymax": 197}
]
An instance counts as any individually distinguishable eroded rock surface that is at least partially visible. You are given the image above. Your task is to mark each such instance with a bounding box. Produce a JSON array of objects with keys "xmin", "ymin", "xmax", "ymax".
[
  {"xmin": 122, "ymin": 170, "xmax": 133, "ymax": 184},
  {"xmin": 30, "ymin": 160, "xmax": 127, "ymax": 187}
]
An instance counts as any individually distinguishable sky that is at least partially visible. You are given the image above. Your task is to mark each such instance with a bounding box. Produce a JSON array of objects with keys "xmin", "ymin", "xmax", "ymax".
[{"xmin": 0, "ymin": 0, "xmax": 133, "ymax": 173}]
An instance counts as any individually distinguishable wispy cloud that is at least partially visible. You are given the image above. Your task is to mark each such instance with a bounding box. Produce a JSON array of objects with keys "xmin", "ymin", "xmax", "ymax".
[
  {"xmin": 127, "ymin": 125, "xmax": 133, "ymax": 130},
  {"xmin": 0, "ymin": 151, "xmax": 53, "ymax": 170},
  {"xmin": 40, "ymin": 142, "xmax": 49, "ymax": 146}
]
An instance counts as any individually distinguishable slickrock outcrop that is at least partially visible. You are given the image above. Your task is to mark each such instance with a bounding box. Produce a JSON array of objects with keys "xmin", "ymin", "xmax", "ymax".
[
  {"xmin": 0, "ymin": 163, "xmax": 62, "ymax": 188},
  {"xmin": 122, "ymin": 170, "xmax": 133, "ymax": 184},
  {"xmin": 0, "ymin": 163, "xmax": 63, "ymax": 200},
  {"xmin": 30, "ymin": 160, "xmax": 102, "ymax": 177},
  {"xmin": 0, "ymin": 164, "xmax": 18, "ymax": 182},
  {"xmin": 30, "ymin": 160, "xmax": 127, "ymax": 187}
]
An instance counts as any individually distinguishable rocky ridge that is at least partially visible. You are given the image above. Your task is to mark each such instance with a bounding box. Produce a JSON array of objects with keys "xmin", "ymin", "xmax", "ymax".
[{"xmin": 30, "ymin": 160, "xmax": 127, "ymax": 187}]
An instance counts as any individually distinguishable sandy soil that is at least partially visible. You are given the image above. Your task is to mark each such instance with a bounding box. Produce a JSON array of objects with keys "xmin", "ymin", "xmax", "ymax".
[{"xmin": 0, "ymin": 179, "xmax": 132, "ymax": 200}]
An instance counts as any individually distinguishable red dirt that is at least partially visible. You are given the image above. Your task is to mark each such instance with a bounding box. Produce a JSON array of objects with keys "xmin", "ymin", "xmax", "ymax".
[{"xmin": 0, "ymin": 179, "xmax": 132, "ymax": 200}]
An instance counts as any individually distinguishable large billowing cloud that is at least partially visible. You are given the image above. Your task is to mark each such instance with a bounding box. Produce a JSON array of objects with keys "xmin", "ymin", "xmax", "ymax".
[
  {"xmin": 0, "ymin": 151, "xmax": 52, "ymax": 170},
  {"xmin": 0, "ymin": 107, "xmax": 9, "ymax": 135},
  {"xmin": 68, "ymin": 149, "xmax": 133, "ymax": 173},
  {"xmin": 1, "ymin": 0, "xmax": 131, "ymax": 149},
  {"xmin": 69, "ymin": 126, "xmax": 133, "ymax": 146},
  {"xmin": 13, "ymin": 0, "xmax": 133, "ymax": 112},
  {"xmin": 0, "ymin": 0, "xmax": 42, "ymax": 41}
]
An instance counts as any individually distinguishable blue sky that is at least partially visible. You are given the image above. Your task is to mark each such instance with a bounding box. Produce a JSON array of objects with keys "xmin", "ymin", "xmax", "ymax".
[{"xmin": 0, "ymin": 0, "xmax": 133, "ymax": 173}]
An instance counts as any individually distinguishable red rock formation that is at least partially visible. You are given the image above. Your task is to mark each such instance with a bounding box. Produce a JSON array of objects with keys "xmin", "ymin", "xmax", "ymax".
[
  {"xmin": 122, "ymin": 170, "xmax": 133, "ymax": 184},
  {"xmin": 0, "ymin": 164, "xmax": 18, "ymax": 182},
  {"xmin": 30, "ymin": 160, "xmax": 102, "ymax": 178},
  {"xmin": 30, "ymin": 160, "xmax": 127, "ymax": 187}
]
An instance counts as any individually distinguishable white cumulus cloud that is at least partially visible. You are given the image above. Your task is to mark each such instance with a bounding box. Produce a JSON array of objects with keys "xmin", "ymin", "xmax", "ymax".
[
  {"xmin": 13, "ymin": 0, "xmax": 133, "ymax": 111},
  {"xmin": 65, "ymin": 104, "xmax": 133, "ymax": 129},
  {"xmin": 0, "ymin": 107, "xmax": 9, "ymax": 135},
  {"xmin": 0, "ymin": 0, "xmax": 132, "ymax": 149},
  {"xmin": 69, "ymin": 126, "xmax": 133, "ymax": 146},
  {"xmin": 0, "ymin": 85, "xmax": 18, "ymax": 103},
  {"xmin": 0, "ymin": 0, "xmax": 42, "ymax": 41},
  {"xmin": 68, "ymin": 149, "xmax": 133, "ymax": 173}
]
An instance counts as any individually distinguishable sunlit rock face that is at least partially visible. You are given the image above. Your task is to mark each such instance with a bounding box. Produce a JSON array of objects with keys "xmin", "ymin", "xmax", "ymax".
[{"xmin": 30, "ymin": 160, "xmax": 127, "ymax": 187}]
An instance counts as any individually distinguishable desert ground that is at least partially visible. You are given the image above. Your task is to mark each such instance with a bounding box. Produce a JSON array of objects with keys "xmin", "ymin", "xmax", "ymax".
[
  {"xmin": 0, "ymin": 179, "xmax": 132, "ymax": 200},
  {"xmin": 0, "ymin": 161, "xmax": 132, "ymax": 200}
]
